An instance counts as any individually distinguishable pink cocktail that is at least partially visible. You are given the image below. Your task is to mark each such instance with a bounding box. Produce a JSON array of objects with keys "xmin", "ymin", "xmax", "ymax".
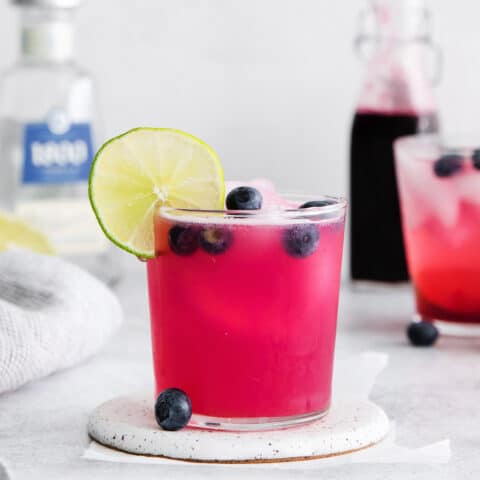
[
  {"xmin": 147, "ymin": 196, "xmax": 346, "ymax": 430},
  {"xmin": 395, "ymin": 135, "xmax": 480, "ymax": 331}
]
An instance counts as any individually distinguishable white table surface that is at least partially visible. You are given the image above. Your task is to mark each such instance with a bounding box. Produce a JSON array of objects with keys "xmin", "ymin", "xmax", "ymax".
[{"xmin": 0, "ymin": 261, "xmax": 478, "ymax": 480}]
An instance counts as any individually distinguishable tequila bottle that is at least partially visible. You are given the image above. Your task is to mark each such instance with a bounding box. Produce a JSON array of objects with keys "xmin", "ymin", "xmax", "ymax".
[{"xmin": 0, "ymin": 0, "xmax": 120, "ymax": 284}]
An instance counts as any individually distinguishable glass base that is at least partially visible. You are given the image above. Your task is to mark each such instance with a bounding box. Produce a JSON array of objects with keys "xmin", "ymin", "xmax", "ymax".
[
  {"xmin": 415, "ymin": 314, "xmax": 480, "ymax": 337},
  {"xmin": 189, "ymin": 408, "xmax": 329, "ymax": 432}
]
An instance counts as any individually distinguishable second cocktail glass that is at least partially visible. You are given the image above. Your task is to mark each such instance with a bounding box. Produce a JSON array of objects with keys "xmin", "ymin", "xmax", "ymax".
[{"xmin": 395, "ymin": 134, "xmax": 480, "ymax": 334}]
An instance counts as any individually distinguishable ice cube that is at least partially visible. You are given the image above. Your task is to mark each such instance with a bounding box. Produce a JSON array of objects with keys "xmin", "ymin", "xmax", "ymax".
[
  {"xmin": 225, "ymin": 178, "xmax": 292, "ymax": 209},
  {"xmin": 453, "ymin": 171, "xmax": 480, "ymax": 206},
  {"xmin": 397, "ymin": 155, "xmax": 460, "ymax": 229}
]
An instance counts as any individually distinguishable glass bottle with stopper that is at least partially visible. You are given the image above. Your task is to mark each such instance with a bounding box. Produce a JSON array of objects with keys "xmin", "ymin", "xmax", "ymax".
[{"xmin": 350, "ymin": 0, "xmax": 441, "ymax": 284}]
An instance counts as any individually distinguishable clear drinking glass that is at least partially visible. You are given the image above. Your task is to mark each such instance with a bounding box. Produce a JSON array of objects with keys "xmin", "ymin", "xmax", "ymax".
[
  {"xmin": 395, "ymin": 134, "xmax": 480, "ymax": 334},
  {"xmin": 146, "ymin": 195, "xmax": 346, "ymax": 430}
]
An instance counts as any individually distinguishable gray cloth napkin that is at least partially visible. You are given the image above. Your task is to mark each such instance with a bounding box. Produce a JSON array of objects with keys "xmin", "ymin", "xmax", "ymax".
[{"xmin": 0, "ymin": 249, "xmax": 122, "ymax": 394}]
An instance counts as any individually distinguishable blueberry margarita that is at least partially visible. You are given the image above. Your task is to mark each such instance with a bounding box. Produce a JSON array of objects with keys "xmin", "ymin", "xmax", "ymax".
[
  {"xmin": 395, "ymin": 135, "xmax": 480, "ymax": 338},
  {"xmin": 149, "ymin": 186, "xmax": 346, "ymax": 430},
  {"xmin": 88, "ymin": 126, "xmax": 347, "ymax": 432}
]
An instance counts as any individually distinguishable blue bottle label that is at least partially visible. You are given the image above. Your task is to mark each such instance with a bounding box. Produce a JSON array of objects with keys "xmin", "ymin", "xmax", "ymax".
[{"xmin": 22, "ymin": 121, "xmax": 94, "ymax": 184}]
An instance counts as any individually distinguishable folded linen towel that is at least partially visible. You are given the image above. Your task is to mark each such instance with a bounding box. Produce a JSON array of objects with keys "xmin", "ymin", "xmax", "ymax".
[{"xmin": 0, "ymin": 250, "xmax": 122, "ymax": 394}]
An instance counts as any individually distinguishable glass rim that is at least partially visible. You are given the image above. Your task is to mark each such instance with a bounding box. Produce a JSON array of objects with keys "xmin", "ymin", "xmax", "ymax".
[
  {"xmin": 395, "ymin": 133, "xmax": 480, "ymax": 153},
  {"xmin": 158, "ymin": 193, "xmax": 347, "ymax": 223},
  {"xmin": 395, "ymin": 133, "xmax": 437, "ymax": 148}
]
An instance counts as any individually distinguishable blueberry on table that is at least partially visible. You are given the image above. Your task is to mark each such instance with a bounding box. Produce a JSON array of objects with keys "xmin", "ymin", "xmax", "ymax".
[
  {"xmin": 200, "ymin": 227, "xmax": 233, "ymax": 254},
  {"xmin": 226, "ymin": 186, "xmax": 262, "ymax": 210},
  {"xmin": 299, "ymin": 200, "xmax": 336, "ymax": 208},
  {"xmin": 168, "ymin": 225, "xmax": 199, "ymax": 256},
  {"xmin": 155, "ymin": 388, "xmax": 192, "ymax": 431},
  {"xmin": 283, "ymin": 224, "xmax": 320, "ymax": 258},
  {"xmin": 406, "ymin": 321, "xmax": 439, "ymax": 347},
  {"xmin": 472, "ymin": 149, "xmax": 480, "ymax": 170},
  {"xmin": 433, "ymin": 154, "xmax": 463, "ymax": 178}
]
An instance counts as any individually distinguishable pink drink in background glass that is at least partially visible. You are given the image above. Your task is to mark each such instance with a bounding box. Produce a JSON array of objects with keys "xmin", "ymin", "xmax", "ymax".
[
  {"xmin": 395, "ymin": 135, "xmax": 480, "ymax": 330},
  {"xmin": 147, "ymin": 195, "xmax": 346, "ymax": 430}
]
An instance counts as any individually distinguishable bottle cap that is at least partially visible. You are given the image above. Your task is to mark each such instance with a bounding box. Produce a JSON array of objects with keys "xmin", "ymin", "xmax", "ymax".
[
  {"xmin": 22, "ymin": 21, "xmax": 74, "ymax": 61},
  {"xmin": 12, "ymin": 0, "xmax": 81, "ymax": 8},
  {"xmin": 16, "ymin": 0, "xmax": 79, "ymax": 61}
]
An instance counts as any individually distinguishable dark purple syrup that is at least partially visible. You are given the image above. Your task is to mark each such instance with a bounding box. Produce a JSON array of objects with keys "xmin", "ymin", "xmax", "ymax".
[{"xmin": 350, "ymin": 111, "xmax": 438, "ymax": 282}]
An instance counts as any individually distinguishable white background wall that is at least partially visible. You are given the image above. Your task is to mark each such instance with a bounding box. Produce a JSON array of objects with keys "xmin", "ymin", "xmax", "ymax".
[{"xmin": 1, "ymin": 0, "xmax": 479, "ymax": 196}]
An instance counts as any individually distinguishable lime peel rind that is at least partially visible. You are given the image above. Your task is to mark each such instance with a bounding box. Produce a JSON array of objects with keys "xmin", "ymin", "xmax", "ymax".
[{"xmin": 88, "ymin": 127, "xmax": 225, "ymax": 258}]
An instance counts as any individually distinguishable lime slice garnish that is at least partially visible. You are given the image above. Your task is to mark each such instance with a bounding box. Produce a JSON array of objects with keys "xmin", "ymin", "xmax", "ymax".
[
  {"xmin": 0, "ymin": 211, "xmax": 55, "ymax": 254},
  {"xmin": 88, "ymin": 128, "xmax": 225, "ymax": 258}
]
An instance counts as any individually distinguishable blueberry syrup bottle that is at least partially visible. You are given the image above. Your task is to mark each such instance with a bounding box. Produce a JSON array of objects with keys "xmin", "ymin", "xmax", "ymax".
[{"xmin": 350, "ymin": 0, "xmax": 440, "ymax": 283}]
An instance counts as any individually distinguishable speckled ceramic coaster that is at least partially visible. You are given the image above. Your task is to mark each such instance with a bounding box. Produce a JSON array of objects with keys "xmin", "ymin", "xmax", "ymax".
[{"xmin": 88, "ymin": 395, "xmax": 389, "ymax": 463}]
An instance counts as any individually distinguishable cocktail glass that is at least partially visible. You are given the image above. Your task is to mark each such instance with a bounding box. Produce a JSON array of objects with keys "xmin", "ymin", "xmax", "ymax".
[
  {"xmin": 146, "ymin": 195, "xmax": 346, "ymax": 430},
  {"xmin": 395, "ymin": 134, "xmax": 480, "ymax": 335}
]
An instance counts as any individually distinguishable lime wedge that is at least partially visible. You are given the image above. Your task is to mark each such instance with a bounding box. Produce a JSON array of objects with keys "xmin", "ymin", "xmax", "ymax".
[
  {"xmin": 0, "ymin": 212, "xmax": 55, "ymax": 254},
  {"xmin": 89, "ymin": 128, "xmax": 225, "ymax": 258}
]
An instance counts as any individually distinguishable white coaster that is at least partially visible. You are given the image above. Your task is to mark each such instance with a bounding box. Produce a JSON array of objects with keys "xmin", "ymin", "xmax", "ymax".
[{"xmin": 88, "ymin": 395, "xmax": 389, "ymax": 463}]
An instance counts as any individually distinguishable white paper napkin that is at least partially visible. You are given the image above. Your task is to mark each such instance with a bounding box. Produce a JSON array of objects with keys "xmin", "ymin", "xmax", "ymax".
[{"xmin": 83, "ymin": 352, "xmax": 451, "ymax": 467}]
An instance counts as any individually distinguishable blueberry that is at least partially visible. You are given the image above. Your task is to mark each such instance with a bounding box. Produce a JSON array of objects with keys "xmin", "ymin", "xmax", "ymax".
[
  {"xmin": 168, "ymin": 225, "xmax": 199, "ymax": 256},
  {"xmin": 406, "ymin": 321, "xmax": 439, "ymax": 347},
  {"xmin": 283, "ymin": 224, "xmax": 320, "ymax": 258},
  {"xmin": 300, "ymin": 200, "xmax": 336, "ymax": 208},
  {"xmin": 155, "ymin": 388, "xmax": 192, "ymax": 431},
  {"xmin": 199, "ymin": 227, "xmax": 233, "ymax": 254},
  {"xmin": 226, "ymin": 186, "xmax": 262, "ymax": 210},
  {"xmin": 472, "ymin": 149, "xmax": 480, "ymax": 170},
  {"xmin": 433, "ymin": 154, "xmax": 463, "ymax": 178}
]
